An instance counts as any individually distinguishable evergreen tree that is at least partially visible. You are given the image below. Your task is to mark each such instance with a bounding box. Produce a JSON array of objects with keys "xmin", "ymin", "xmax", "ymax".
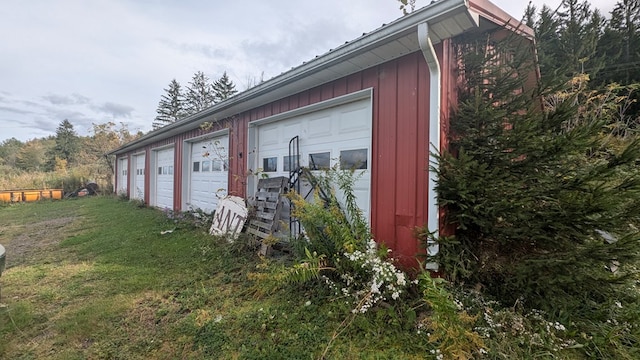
[
  {"xmin": 597, "ymin": 0, "xmax": 640, "ymax": 84},
  {"xmin": 534, "ymin": 5, "xmax": 566, "ymax": 83},
  {"xmin": 184, "ymin": 71, "xmax": 214, "ymax": 115},
  {"xmin": 432, "ymin": 30, "xmax": 640, "ymax": 313},
  {"xmin": 557, "ymin": 0, "xmax": 604, "ymax": 75},
  {"xmin": 153, "ymin": 79, "xmax": 186, "ymax": 130},
  {"xmin": 212, "ymin": 71, "xmax": 237, "ymax": 103},
  {"xmin": 46, "ymin": 119, "xmax": 79, "ymax": 170},
  {"xmin": 531, "ymin": 1, "xmax": 604, "ymax": 82}
]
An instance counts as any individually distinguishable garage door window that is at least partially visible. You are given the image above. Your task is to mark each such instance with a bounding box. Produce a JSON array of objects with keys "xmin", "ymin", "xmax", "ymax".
[
  {"xmin": 263, "ymin": 157, "xmax": 277, "ymax": 172},
  {"xmin": 340, "ymin": 149, "xmax": 368, "ymax": 170},
  {"xmin": 309, "ymin": 152, "xmax": 331, "ymax": 170},
  {"xmin": 193, "ymin": 161, "xmax": 200, "ymax": 172},
  {"xmin": 212, "ymin": 159, "xmax": 223, "ymax": 171},
  {"xmin": 202, "ymin": 161, "xmax": 211, "ymax": 172},
  {"xmin": 283, "ymin": 155, "xmax": 300, "ymax": 172}
]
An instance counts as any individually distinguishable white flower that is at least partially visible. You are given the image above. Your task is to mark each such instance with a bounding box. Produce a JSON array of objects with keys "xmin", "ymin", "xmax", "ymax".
[{"xmin": 304, "ymin": 300, "xmax": 311, "ymax": 307}]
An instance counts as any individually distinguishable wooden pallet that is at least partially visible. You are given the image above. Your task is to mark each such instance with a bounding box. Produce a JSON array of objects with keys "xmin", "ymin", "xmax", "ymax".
[{"xmin": 246, "ymin": 177, "xmax": 288, "ymax": 255}]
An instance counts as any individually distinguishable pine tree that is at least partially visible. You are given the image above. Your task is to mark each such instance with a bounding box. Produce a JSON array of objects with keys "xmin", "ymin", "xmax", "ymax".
[
  {"xmin": 46, "ymin": 119, "xmax": 79, "ymax": 170},
  {"xmin": 597, "ymin": 0, "xmax": 640, "ymax": 84},
  {"xmin": 534, "ymin": 5, "xmax": 566, "ymax": 83},
  {"xmin": 531, "ymin": 1, "xmax": 604, "ymax": 82},
  {"xmin": 212, "ymin": 71, "xmax": 237, "ymax": 103},
  {"xmin": 184, "ymin": 71, "xmax": 214, "ymax": 115},
  {"xmin": 153, "ymin": 79, "xmax": 186, "ymax": 130},
  {"xmin": 432, "ymin": 30, "xmax": 640, "ymax": 313},
  {"xmin": 557, "ymin": 0, "xmax": 604, "ymax": 75}
]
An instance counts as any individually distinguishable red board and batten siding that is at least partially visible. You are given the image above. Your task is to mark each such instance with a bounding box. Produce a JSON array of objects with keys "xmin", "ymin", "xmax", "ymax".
[
  {"xmin": 226, "ymin": 44, "xmax": 455, "ymax": 265},
  {"xmin": 116, "ymin": 42, "xmax": 456, "ymax": 265}
]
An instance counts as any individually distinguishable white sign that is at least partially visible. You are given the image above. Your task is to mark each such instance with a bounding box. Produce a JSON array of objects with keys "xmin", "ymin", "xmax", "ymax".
[{"xmin": 209, "ymin": 196, "xmax": 248, "ymax": 240}]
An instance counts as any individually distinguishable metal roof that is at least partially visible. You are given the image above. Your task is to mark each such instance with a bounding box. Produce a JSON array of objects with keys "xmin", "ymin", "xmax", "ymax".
[{"xmin": 111, "ymin": 0, "xmax": 526, "ymax": 155}]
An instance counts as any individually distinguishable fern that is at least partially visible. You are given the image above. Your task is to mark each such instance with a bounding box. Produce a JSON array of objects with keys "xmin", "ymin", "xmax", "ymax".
[{"xmin": 281, "ymin": 248, "xmax": 334, "ymax": 284}]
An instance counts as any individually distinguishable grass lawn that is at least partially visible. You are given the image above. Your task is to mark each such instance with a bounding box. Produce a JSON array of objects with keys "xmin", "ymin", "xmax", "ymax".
[{"xmin": 0, "ymin": 197, "xmax": 427, "ymax": 359}]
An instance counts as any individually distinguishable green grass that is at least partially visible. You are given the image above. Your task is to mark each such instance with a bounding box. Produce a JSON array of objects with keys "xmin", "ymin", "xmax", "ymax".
[
  {"xmin": 6, "ymin": 197, "xmax": 633, "ymax": 359},
  {"xmin": 0, "ymin": 197, "xmax": 431, "ymax": 359}
]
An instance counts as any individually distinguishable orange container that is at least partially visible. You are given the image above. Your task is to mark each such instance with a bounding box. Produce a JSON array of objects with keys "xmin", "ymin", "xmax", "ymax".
[{"xmin": 0, "ymin": 189, "xmax": 63, "ymax": 203}]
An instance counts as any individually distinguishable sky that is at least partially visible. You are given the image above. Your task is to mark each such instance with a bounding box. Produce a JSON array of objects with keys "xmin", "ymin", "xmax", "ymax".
[{"xmin": 0, "ymin": 0, "xmax": 617, "ymax": 143}]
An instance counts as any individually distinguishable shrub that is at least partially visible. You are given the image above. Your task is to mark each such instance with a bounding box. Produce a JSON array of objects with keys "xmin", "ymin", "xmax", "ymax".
[
  {"xmin": 426, "ymin": 29, "xmax": 640, "ymax": 359},
  {"xmin": 431, "ymin": 29, "xmax": 640, "ymax": 311},
  {"xmin": 283, "ymin": 169, "xmax": 408, "ymax": 310}
]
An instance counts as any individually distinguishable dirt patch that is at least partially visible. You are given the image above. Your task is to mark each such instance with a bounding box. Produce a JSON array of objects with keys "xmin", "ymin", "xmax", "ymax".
[{"xmin": 3, "ymin": 216, "xmax": 78, "ymax": 268}]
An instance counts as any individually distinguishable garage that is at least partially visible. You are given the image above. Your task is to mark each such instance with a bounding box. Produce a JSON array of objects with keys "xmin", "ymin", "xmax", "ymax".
[
  {"xmin": 154, "ymin": 147, "xmax": 174, "ymax": 209},
  {"xmin": 117, "ymin": 157, "xmax": 128, "ymax": 195},
  {"xmin": 131, "ymin": 153, "xmax": 145, "ymax": 201},
  {"xmin": 252, "ymin": 95, "xmax": 372, "ymax": 220},
  {"xmin": 186, "ymin": 134, "xmax": 229, "ymax": 213}
]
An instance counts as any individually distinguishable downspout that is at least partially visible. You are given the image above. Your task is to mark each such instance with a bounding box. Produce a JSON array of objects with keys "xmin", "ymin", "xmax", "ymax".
[{"xmin": 418, "ymin": 22, "xmax": 440, "ymax": 271}]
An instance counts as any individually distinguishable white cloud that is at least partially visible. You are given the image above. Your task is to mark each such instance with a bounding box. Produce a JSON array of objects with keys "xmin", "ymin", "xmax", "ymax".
[{"xmin": 0, "ymin": 0, "xmax": 620, "ymax": 142}]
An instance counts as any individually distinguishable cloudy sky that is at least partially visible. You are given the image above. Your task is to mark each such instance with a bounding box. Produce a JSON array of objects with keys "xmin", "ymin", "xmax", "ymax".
[{"xmin": 0, "ymin": 0, "xmax": 617, "ymax": 143}]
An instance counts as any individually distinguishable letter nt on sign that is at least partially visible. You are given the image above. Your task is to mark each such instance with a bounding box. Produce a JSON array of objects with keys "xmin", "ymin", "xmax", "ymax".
[{"xmin": 209, "ymin": 196, "xmax": 248, "ymax": 240}]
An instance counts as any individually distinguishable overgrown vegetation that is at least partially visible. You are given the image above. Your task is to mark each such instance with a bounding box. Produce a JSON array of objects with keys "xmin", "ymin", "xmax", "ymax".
[
  {"xmin": 0, "ymin": 197, "xmax": 433, "ymax": 359},
  {"xmin": 424, "ymin": 28, "xmax": 640, "ymax": 359},
  {"xmin": 0, "ymin": 121, "xmax": 139, "ymax": 194}
]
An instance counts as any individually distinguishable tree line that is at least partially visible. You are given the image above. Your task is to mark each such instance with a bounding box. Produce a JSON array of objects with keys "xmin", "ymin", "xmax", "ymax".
[
  {"xmin": 527, "ymin": 0, "xmax": 640, "ymax": 87},
  {"xmin": 153, "ymin": 71, "xmax": 238, "ymax": 130}
]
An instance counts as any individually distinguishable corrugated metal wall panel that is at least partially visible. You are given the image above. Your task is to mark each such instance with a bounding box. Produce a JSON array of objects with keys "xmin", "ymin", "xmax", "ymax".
[
  {"xmin": 333, "ymin": 77, "xmax": 348, "ymax": 98},
  {"xmin": 437, "ymin": 39, "xmax": 457, "ymax": 237},
  {"xmin": 373, "ymin": 61, "xmax": 400, "ymax": 252},
  {"xmin": 395, "ymin": 54, "xmax": 421, "ymax": 260}
]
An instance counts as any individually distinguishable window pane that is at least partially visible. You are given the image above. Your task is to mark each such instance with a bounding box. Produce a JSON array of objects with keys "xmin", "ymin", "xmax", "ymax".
[
  {"xmin": 202, "ymin": 160, "xmax": 211, "ymax": 172},
  {"xmin": 193, "ymin": 161, "xmax": 200, "ymax": 172},
  {"xmin": 309, "ymin": 152, "xmax": 330, "ymax": 170},
  {"xmin": 168, "ymin": 166, "xmax": 173, "ymax": 175},
  {"xmin": 340, "ymin": 149, "xmax": 368, "ymax": 170},
  {"xmin": 158, "ymin": 167, "xmax": 162, "ymax": 175},
  {"xmin": 212, "ymin": 159, "xmax": 222, "ymax": 171},
  {"xmin": 283, "ymin": 155, "xmax": 300, "ymax": 172},
  {"xmin": 263, "ymin": 157, "xmax": 277, "ymax": 172}
]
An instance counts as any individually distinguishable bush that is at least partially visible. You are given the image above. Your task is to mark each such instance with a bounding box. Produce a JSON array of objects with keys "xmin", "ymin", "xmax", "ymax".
[{"xmin": 426, "ymin": 29, "xmax": 640, "ymax": 359}]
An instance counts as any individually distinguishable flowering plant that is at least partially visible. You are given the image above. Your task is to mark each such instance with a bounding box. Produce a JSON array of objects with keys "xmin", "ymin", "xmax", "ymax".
[{"xmin": 283, "ymin": 168, "xmax": 408, "ymax": 313}]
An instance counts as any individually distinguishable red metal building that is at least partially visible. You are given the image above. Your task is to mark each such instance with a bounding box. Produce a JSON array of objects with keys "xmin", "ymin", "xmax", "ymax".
[{"xmin": 110, "ymin": 0, "xmax": 534, "ymax": 266}]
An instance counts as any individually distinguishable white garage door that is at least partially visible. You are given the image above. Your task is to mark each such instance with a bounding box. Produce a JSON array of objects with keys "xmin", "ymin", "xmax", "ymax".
[
  {"xmin": 132, "ymin": 154, "xmax": 145, "ymax": 201},
  {"xmin": 117, "ymin": 157, "xmax": 128, "ymax": 194},
  {"xmin": 256, "ymin": 98, "xmax": 371, "ymax": 220},
  {"xmin": 155, "ymin": 148, "xmax": 174, "ymax": 209},
  {"xmin": 188, "ymin": 135, "xmax": 229, "ymax": 213}
]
